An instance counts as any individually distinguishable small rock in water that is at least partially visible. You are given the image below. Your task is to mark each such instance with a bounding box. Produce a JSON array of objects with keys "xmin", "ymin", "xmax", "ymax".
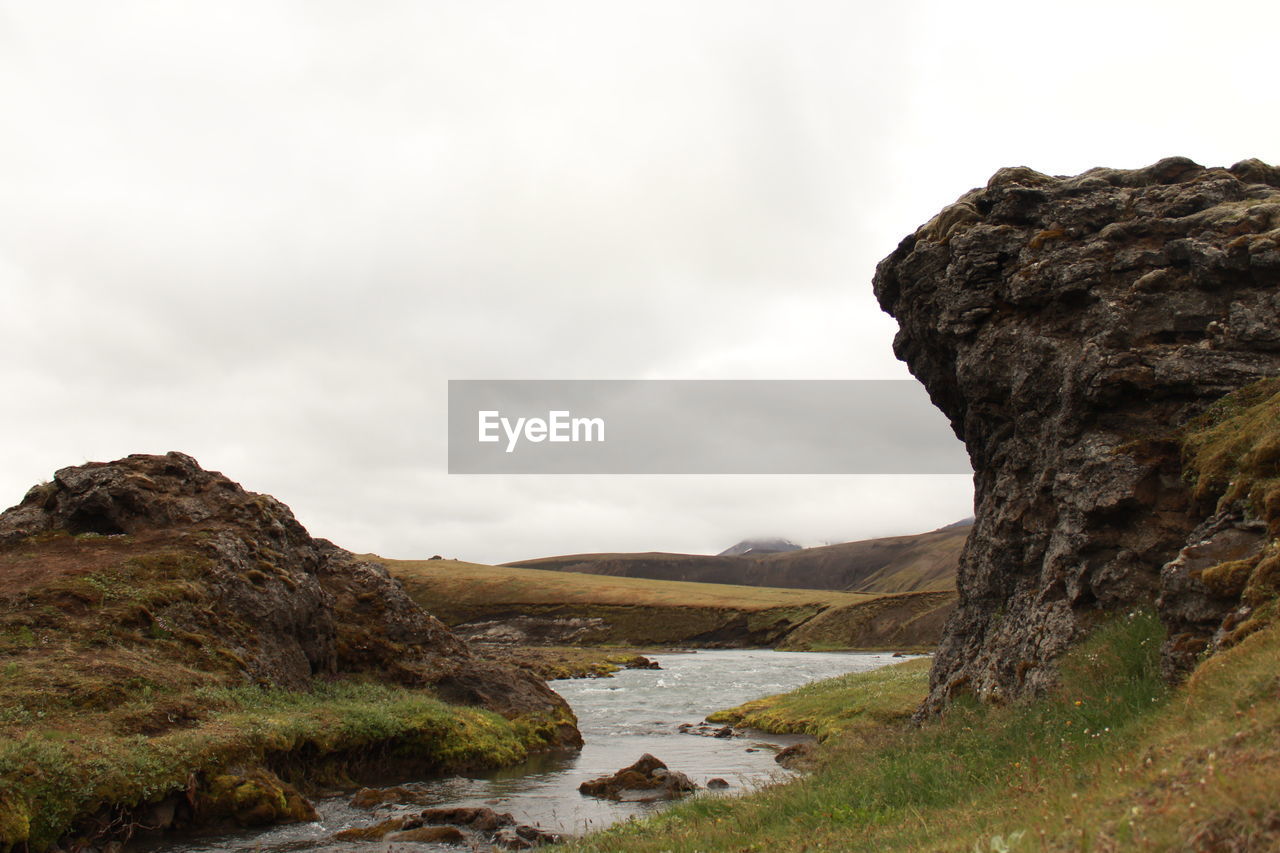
[
  {"xmin": 493, "ymin": 824, "xmax": 565, "ymax": 849},
  {"xmin": 706, "ymin": 778, "xmax": 730, "ymax": 789},
  {"xmin": 386, "ymin": 825, "xmax": 467, "ymax": 843},
  {"xmin": 713, "ymin": 725, "xmax": 734, "ymax": 738},
  {"xmin": 579, "ymin": 753, "xmax": 699, "ymax": 801},
  {"xmin": 420, "ymin": 806, "xmax": 514, "ymax": 832},
  {"xmin": 774, "ymin": 741, "xmax": 817, "ymax": 769}
]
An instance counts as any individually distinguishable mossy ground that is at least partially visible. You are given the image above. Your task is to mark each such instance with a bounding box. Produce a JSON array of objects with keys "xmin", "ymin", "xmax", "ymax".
[
  {"xmin": 0, "ymin": 535, "xmax": 571, "ymax": 852},
  {"xmin": 569, "ymin": 612, "xmax": 1280, "ymax": 851}
]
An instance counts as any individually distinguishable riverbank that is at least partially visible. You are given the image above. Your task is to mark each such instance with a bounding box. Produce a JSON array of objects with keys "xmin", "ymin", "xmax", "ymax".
[{"xmin": 568, "ymin": 613, "xmax": 1280, "ymax": 851}]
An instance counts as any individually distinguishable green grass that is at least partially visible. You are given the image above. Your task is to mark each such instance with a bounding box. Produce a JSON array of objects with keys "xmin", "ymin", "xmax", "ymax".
[{"xmin": 707, "ymin": 657, "xmax": 931, "ymax": 741}]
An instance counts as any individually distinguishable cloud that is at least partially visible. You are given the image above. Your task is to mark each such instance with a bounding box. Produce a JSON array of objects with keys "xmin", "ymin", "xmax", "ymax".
[{"xmin": 2, "ymin": 0, "xmax": 1277, "ymax": 562}]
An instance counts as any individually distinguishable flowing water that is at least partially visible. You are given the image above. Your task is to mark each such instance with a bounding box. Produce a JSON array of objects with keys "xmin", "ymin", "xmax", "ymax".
[{"xmin": 144, "ymin": 649, "xmax": 908, "ymax": 852}]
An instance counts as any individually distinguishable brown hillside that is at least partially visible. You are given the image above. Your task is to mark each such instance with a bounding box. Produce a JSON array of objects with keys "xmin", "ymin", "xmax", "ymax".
[{"xmin": 503, "ymin": 523, "xmax": 967, "ymax": 594}]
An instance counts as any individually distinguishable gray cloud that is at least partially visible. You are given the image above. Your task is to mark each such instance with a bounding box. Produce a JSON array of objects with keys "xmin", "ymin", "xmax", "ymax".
[{"xmin": 3, "ymin": 1, "xmax": 1277, "ymax": 563}]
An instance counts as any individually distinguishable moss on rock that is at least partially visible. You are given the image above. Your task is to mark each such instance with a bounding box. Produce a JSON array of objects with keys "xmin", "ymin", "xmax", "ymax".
[
  {"xmin": 0, "ymin": 793, "xmax": 30, "ymax": 852},
  {"xmin": 201, "ymin": 769, "xmax": 317, "ymax": 827}
]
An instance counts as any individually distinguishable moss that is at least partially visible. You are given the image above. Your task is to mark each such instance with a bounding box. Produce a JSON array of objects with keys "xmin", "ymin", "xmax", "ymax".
[
  {"xmin": 202, "ymin": 769, "xmax": 315, "ymax": 826},
  {"xmin": 1182, "ymin": 380, "xmax": 1280, "ymax": 633},
  {"xmin": 1200, "ymin": 554, "xmax": 1262, "ymax": 598},
  {"xmin": 0, "ymin": 793, "xmax": 30, "ymax": 851},
  {"xmin": 1028, "ymin": 227, "xmax": 1065, "ymax": 250},
  {"xmin": 1243, "ymin": 552, "xmax": 1280, "ymax": 606},
  {"xmin": 1183, "ymin": 378, "xmax": 1280, "ymax": 532}
]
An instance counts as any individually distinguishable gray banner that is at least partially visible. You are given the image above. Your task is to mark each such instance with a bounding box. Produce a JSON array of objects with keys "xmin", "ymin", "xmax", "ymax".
[{"xmin": 448, "ymin": 380, "xmax": 969, "ymax": 474}]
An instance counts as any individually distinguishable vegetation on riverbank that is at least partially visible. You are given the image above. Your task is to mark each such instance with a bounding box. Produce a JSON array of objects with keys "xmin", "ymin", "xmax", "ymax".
[
  {"xmin": 706, "ymin": 657, "xmax": 930, "ymax": 742},
  {"xmin": 0, "ymin": 678, "xmax": 563, "ymax": 852},
  {"xmin": 494, "ymin": 645, "xmax": 663, "ymax": 680},
  {"xmin": 571, "ymin": 611, "xmax": 1280, "ymax": 851}
]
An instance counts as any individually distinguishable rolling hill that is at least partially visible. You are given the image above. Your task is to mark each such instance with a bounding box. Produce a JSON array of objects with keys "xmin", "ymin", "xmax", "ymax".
[
  {"xmin": 378, "ymin": 557, "xmax": 954, "ymax": 651},
  {"xmin": 502, "ymin": 521, "xmax": 969, "ymax": 594}
]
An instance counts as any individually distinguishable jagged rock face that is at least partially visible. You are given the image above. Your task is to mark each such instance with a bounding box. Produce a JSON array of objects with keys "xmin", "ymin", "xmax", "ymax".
[
  {"xmin": 0, "ymin": 452, "xmax": 580, "ymax": 744},
  {"xmin": 873, "ymin": 158, "xmax": 1280, "ymax": 713}
]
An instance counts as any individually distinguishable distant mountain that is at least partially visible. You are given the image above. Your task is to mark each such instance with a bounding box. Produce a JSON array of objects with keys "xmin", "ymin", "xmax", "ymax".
[
  {"xmin": 717, "ymin": 538, "xmax": 802, "ymax": 557},
  {"xmin": 504, "ymin": 520, "xmax": 972, "ymax": 594}
]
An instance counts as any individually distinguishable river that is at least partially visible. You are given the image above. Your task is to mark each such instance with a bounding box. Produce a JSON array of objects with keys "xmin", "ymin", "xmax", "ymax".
[{"xmin": 143, "ymin": 649, "xmax": 906, "ymax": 852}]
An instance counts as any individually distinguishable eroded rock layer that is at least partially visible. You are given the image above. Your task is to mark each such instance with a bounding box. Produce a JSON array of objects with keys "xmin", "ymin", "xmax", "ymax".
[{"xmin": 873, "ymin": 157, "xmax": 1280, "ymax": 713}]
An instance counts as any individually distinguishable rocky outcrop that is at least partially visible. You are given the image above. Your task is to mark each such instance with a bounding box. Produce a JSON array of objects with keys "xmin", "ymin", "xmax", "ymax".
[
  {"xmin": 0, "ymin": 452, "xmax": 580, "ymax": 744},
  {"xmin": 873, "ymin": 158, "xmax": 1280, "ymax": 714}
]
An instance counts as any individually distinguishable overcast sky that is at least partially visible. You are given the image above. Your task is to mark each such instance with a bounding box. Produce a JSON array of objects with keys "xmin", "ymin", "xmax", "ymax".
[{"xmin": 2, "ymin": 1, "xmax": 1277, "ymax": 564}]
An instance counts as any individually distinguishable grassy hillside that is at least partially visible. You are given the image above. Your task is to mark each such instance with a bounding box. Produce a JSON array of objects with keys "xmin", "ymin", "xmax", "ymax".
[
  {"xmin": 381, "ymin": 557, "xmax": 904, "ymax": 648},
  {"xmin": 777, "ymin": 590, "xmax": 956, "ymax": 652},
  {"xmin": 502, "ymin": 523, "xmax": 966, "ymax": 594},
  {"xmin": 383, "ymin": 558, "xmax": 871, "ymax": 615},
  {"xmin": 753, "ymin": 528, "xmax": 965, "ymax": 593},
  {"xmin": 568, "ymin": 612, "xmax": 1280, "ymax": 851}
]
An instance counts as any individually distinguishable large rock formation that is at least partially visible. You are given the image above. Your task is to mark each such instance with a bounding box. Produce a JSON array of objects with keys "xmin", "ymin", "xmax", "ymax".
[
  {"xmin": 873, "ymin": 157, "xmax": 1280, "ymax": 713},
  {"xmin": 0, "ymin": 451, "xmax": 580, "ymax": 743}
]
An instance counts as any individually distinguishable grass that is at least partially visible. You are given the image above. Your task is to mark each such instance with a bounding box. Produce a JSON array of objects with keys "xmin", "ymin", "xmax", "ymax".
[
  {"xmin": 564, "ymin": 610, "xmax": 1280, "ymax": 851},
  {"xmin": 778, "ymin": 591, "xmax": 955, "ymax": 652},
  {"xmin": 706, "ymin": 657, "xmax": 931, "ymax": 742},
  {"xmin": 380, "ymin": 558, "xmax": 872, "ymax": 612}
]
